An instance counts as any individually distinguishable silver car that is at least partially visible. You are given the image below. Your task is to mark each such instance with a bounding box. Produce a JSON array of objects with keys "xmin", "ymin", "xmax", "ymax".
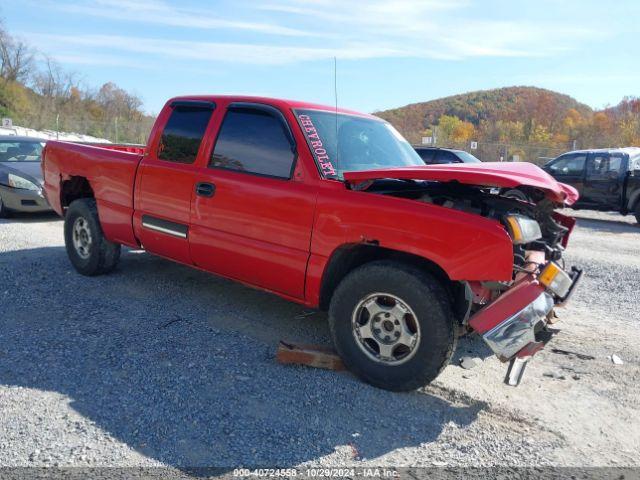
[{"xmin": 0, "ymin": 136, "xmax": 51, "ymax": 217}]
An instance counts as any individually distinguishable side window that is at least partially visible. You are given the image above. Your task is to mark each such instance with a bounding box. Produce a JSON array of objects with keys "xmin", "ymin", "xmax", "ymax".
[
  {"xmin": 548, "ymin": 154, "xmax": 586, "ymax": 175},
  {"xmin": 608, "ymin": 155, "xmax": 623, "ymax": 173},
  {"xmin": 587, "ymin": 154, "xmax": 622, "ymax": 179},
  {"xmin": 434, "ymin": 150, "xmax": 458, "ymax": 164},
  {"xmin": 416, "ymin": 149, "xmax": 435, "ymax": 164},
  {"xmin": 587, "ymin": 155, "xmax": 608, "ymax": 178},
  {"xmin": 210, "ymin": 107, "xmax": 295, "ymax": 178},
  {"xmin": 158, "ymin": 105, "xmax": 213, "ymax": 164}
]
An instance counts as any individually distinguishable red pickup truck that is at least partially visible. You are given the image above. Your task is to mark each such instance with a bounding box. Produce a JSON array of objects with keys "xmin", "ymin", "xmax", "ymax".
[{"xmin": 42, "ymin": 95, "xmax": 582, "ymax": 391}]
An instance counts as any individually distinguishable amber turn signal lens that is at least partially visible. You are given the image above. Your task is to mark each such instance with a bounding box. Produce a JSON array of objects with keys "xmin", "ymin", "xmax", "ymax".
[{"xmin": 539, "ymin": 262, "xmax": 573, "ymax": 298}]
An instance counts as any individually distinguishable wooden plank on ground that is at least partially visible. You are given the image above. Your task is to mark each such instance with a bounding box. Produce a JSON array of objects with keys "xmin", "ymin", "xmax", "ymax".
[{"xmin": 276, "ymin": 341, "xmax": 345, "ymax": 371}]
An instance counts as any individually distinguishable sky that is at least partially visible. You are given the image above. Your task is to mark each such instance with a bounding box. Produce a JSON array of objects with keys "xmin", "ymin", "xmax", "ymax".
[{"xmin": 3, "ymin": 0, "xmax": 640, "ymax": 115}]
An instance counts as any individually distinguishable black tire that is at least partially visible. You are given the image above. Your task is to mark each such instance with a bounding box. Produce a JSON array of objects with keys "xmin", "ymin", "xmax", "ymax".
[
  {"xmin": 328, "ymin": 260, "xmax": 457, "ymax": 392},
  {"xmin": 635, "ymin": 203, "xmax": 640, "ymax": 225},
  {"xmin": 502, "ymin": 188, "xmax": 531, "ymax": 203},
  {"xmin": 0, "ymin": 196, "xmax": 9, "ymax": 218},
  {"xmin": 64, "ymin": 198, "xmax": 121, "ymax": 276}
]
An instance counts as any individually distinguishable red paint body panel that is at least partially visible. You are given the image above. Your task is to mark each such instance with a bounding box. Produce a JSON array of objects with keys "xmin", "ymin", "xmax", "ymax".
[
  {"xmin": 310, "ymin": 182, "xmax": 514, "ymax": 279},
  {"xmin": 468, "ymin": 277, "xmax": 546, "ymax": 334},
  {"xmin": 42, "ymin": 141, "xmax": 142, "ymax": 247},
  {"xmin": 343, "ymin": 163, "xmax": 579, "ymax": 205},
  {"xmin": 553, "ymin": 211, "xmax": 577, "ymax": 248},
  {"xmin": 86, "ymin": 143, "xmax": 146, "ymax": 155},
  {"xmin": 189, "ymin": 167, "xmax": 316, "ymax": 298},
  {"xmin": 42, "ymin": 94, "xmax": 576, "ymax": 310}
]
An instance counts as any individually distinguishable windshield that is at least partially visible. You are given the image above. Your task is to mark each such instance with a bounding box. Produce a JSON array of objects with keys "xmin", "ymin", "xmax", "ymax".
[
  {"xmin": 0, "ymin": 141, "xmax": 45, "ymax": 162},
  {"xmin": 454, "ymin": 150, "xmax": 481, "ymax": 163},
  {"xmin": 296, "ymin": 109, "xmax": 423, "ymax": 179}
]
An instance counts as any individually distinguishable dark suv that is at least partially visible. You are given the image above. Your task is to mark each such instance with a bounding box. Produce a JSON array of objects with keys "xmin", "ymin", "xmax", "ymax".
[
  {"xmin": 414, "ymin": 147, "xmax": 481, "ymax": 165},
  {"xmin": 543, "ymin": 147, "xmax": 640, "ymax": 223}
]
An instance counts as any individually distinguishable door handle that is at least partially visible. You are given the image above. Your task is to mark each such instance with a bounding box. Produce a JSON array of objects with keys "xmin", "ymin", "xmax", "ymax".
[{"xmin": 195, "ymin": 182, "xmax": 216, "ymax": 197}]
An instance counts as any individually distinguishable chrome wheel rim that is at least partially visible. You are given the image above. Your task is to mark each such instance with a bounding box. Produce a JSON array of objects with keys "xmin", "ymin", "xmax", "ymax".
[
  {"xmin": 351, "ymin": 293, "xmax": 421, "ymax": 365},
  {"xmin": 72, "ymin": 217, "xmax": 92, "ymax": 259}
]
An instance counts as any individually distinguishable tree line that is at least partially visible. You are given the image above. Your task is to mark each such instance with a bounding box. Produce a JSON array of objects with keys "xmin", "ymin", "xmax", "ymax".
[{"xmin": 378, "ymin": 86, "xmax": 640, "ymax": 163}]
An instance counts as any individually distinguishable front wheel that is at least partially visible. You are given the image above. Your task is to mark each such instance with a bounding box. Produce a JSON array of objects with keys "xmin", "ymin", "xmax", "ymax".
[
  {"xmin": 502, "ymin": 188, "xmax": 532, "ymax": 203},
  {"xmin": 64, "ymin": 198, "xmax": 121, "ymax": 276},
  {"xmin": 328, "ymin": 261, "xmax": 457, "ymax": 391}
]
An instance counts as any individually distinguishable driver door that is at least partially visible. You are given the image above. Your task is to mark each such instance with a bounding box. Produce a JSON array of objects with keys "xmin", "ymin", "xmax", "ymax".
[
  {"xmin": 583, "ymin": 153, "xmax": 625, "ymax": 209},
  {"xmin": 188, "ymin": 102, "xmax": 316, "ymax": 299}
]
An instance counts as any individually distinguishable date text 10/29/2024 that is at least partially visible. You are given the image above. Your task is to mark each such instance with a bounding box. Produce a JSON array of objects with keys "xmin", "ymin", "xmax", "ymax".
[{"xmin": 233, "ymin": 468, "xmax": 400, "ymax": 478}]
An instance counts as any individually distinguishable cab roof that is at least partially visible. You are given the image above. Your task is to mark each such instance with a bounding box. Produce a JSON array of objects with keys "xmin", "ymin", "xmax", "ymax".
[
  {"xmin": 165, "ymin": 95, "xmax": 379, "ymax": 120},
  {"xmin": 565, "ymin": 147, "xmax": 640, "ymax": 157}
]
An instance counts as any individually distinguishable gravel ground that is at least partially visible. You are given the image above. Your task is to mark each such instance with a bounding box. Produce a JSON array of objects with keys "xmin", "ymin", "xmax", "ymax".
[{"xmin": 0, "ymin": 209, "xmax": 639, "ymax": 469}]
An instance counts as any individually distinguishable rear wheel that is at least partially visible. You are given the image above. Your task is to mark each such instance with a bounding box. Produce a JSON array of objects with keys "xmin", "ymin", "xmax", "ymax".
[
  {"xmin": 328, "ymin": 261, "xmax": 457, "ymax": 391},
  {"xmin": 64, "ymin": 198, "xmax": 120, "ymax": 276}
]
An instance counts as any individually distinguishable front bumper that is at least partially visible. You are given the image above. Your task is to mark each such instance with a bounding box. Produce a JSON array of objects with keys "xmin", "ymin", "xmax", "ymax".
[
  {"xmin": 469, "ymin": 265, "xmax": 583, "ymax": 363},
  {"xmin": 0, "ymin": 184, "xmax": 51, "ymax": 213},
  {"xmin": 483, "ymin": 291, "xmax": 554, "ymax": 360}
]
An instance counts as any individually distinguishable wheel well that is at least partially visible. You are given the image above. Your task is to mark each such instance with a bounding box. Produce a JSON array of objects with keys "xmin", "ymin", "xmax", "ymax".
[
  {"xmin": 318, "ymin": 244, "xmax": 470, "ymax": 323},
  {"xmin": 60, "ymin": 176, "xmax": 94, "ymax": 210}
]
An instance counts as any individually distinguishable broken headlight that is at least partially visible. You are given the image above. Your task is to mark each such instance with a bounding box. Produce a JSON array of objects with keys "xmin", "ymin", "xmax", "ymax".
[{"xmin": 504, "ymin": 214, "xmax": 542, "ymax": 245}]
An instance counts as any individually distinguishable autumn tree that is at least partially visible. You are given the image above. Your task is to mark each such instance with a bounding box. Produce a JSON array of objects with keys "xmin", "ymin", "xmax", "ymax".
[{"xmin": 0, "ymin": 22, "xmax": 33, "ymax": 84}]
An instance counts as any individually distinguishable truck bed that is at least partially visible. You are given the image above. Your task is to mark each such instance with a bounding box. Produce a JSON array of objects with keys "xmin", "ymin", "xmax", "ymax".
[{"xmin": 43, "ymin": 141, "xmax": 144, "ymax": 246}]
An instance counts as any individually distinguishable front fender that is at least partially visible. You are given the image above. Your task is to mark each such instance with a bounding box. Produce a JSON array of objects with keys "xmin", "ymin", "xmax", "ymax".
[{"xmin": 305, "ymin": 186, "xmax": 514, "ymax": 306}]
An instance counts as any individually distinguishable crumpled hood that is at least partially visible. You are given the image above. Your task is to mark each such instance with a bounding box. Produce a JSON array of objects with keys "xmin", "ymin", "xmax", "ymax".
[{"xmin": 343, "ymin": 162, "xmax": 579, "ymax": 205}]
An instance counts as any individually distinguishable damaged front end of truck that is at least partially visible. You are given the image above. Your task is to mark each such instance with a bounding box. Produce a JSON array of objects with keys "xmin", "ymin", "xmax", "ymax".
[
  {"xmin": 464, "ymin": 202, "xmax": 583, "ymax": 386},
  {"xmin": 343, "ymin": 162, "xmax": 584, "ymax": 385}
]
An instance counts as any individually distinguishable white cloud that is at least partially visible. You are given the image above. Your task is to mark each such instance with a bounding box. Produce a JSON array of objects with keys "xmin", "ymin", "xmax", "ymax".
[
  {"xmin": 260, "ymin": 0, "xmax": 594, "ymax": 59},
  {"xmin": 41, "ymin": 0, "xmax": 317, "ymax": 37},
  {"xmin": 51, "ymin": 53, "xmax": 155, "ymax": 69},
  {"xmin": 28, "ymin": 33, "xmax": 405, "ymax": 65},
  {"xmin": 26, "ymin": 0, "xmax": 597, "ymax": 68}
]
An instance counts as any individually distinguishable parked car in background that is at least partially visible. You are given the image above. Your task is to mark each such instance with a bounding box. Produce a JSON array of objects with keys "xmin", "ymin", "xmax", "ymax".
[
  {"xmin": 0, "ymin": 136, "xmax": 50, "ymax": 217},
  {"xmin": 542, "ymin": 147, "xmax": 640, "ymax": 223},
  {"xmin": 414, "ymin": 146, "xmax": 481, "ymax": 164}
]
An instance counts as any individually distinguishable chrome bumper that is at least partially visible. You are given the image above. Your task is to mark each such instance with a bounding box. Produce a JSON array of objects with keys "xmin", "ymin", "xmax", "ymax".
[{"xmin": 482, "ymin": 292, "xmax": 555, "ymax": 360}]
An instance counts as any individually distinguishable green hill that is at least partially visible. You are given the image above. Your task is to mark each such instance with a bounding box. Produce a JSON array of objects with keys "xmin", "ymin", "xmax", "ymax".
[{"xmin": 376, "ymin": 86, "xmax": 593, "ymax": 143}]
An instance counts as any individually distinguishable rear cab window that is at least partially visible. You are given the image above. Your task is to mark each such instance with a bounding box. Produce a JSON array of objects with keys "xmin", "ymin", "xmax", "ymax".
[
  {"xmin": 158, "ymin": 103, "xmax": 214, "ymax": 164},
  {"xmin": 210, "ymin": 105, "xmax": 296, "ymax": 179}
]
